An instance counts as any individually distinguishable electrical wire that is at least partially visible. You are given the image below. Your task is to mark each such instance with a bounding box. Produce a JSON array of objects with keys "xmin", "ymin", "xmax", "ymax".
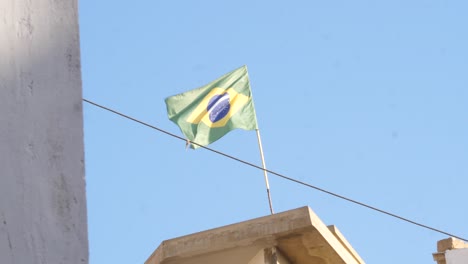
[{"xmin": 83, "ymin": 98, "xmax": 468, "ymax": 242}]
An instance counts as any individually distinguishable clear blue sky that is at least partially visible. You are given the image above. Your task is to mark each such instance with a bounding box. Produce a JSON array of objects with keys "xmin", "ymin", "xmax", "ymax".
[{"xmin": 79, "ymin": 1, "xmax": 468, "ymax": 263}]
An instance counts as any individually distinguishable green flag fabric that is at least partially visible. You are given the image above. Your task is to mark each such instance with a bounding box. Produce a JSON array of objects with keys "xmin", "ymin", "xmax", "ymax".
[{"xmin": 165, "ymin": 65, "xmax": 258, "ymax": 149}]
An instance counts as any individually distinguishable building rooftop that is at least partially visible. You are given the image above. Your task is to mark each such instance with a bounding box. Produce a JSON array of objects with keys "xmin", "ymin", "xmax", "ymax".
[
  {"xmin": 146, "ymin": 206, "xmax": 365, "ymax": 264},
  {"xmin": 433, "ymin": 237, "xmax": 468, "ymax": 264}
]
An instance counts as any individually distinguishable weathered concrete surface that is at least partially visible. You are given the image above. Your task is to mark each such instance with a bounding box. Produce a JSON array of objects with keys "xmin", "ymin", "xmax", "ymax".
[
  {"xmin": 146, "ymin": 206, "xmax": 365, "ymax": 264},
  {"xmin": 437, "ymin": 237, "xmax": 468, "ymax": 252},
  {"xmin": 433, "ymin": 238, "xmax": 468, "ymax": 264},
  {"xmin": 0, "ymin": 0, "xmax": 88, "ymax": 263},
  {"xmin": 446, "ymin": 249, "xmax": 468, "ymax": 264}
]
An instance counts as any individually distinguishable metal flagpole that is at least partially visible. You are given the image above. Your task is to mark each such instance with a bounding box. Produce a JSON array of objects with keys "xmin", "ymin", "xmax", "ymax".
[{"xmin": 255, "ymin": 129, "xmax": 274, "ymax": 214}]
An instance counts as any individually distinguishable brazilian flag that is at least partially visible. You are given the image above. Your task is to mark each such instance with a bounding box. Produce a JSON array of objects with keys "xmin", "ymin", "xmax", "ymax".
[{"xmin": 165, "ymin": 65, "xmax": 258, "ymax": 149}]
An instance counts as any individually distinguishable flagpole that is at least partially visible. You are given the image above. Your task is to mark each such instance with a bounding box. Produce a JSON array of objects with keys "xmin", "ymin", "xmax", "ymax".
[{"xmin": 255, "ymin": 129, "xmax": 274, "ymax": 214}]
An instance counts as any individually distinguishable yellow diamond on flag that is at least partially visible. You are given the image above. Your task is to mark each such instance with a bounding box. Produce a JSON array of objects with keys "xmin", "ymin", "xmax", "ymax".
[{"xmin": 186, "ymin": 88, "xmax": 249, "ymax": 128}]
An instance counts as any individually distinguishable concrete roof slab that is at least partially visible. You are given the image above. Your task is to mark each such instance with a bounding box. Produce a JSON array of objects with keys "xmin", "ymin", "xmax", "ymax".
[{"xmin": 146, "ymin": 206, "xmax": 365, "ymax": 264}]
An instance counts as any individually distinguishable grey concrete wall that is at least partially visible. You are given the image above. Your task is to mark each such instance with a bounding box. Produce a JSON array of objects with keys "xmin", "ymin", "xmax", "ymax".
[
  {"xmin": 0, "ymin": 0, "xmax": 88, "ymax": 263},
  {"xmin": 446, "ymin": 249, "xmax": 468, "ymax": 264}
]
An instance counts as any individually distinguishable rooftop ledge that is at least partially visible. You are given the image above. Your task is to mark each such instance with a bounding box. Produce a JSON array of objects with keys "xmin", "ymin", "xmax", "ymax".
[{"xmin": 145, "ymin": 206, "xmax": 365, "ymax": 264}]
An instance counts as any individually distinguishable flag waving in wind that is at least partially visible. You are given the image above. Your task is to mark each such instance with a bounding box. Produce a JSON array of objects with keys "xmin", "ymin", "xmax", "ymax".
[{"xmin": 165, "ymin": 66, "xmax": 258, "ymax": 149}]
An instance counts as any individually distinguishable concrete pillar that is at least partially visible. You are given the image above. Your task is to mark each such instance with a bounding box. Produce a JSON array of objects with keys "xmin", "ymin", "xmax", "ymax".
[
  {"xmin": 0, "ymin": 0, "xmax": 88, "ymax": 263},
  {"xmin": 249, "ymin": 248, "xmax": 292, "ymax": 264}
]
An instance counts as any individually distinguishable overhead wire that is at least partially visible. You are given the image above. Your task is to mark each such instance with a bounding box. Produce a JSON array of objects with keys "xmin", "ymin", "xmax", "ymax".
[{"xmin": 82, "ymin": 98, "xmax": 468, "ymax": 242}]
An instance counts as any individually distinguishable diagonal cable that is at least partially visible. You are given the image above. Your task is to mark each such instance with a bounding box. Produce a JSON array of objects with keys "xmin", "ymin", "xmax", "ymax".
[{"xmin": 83, "ymin": 98, "xmax": 468, "ymax": 242}]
